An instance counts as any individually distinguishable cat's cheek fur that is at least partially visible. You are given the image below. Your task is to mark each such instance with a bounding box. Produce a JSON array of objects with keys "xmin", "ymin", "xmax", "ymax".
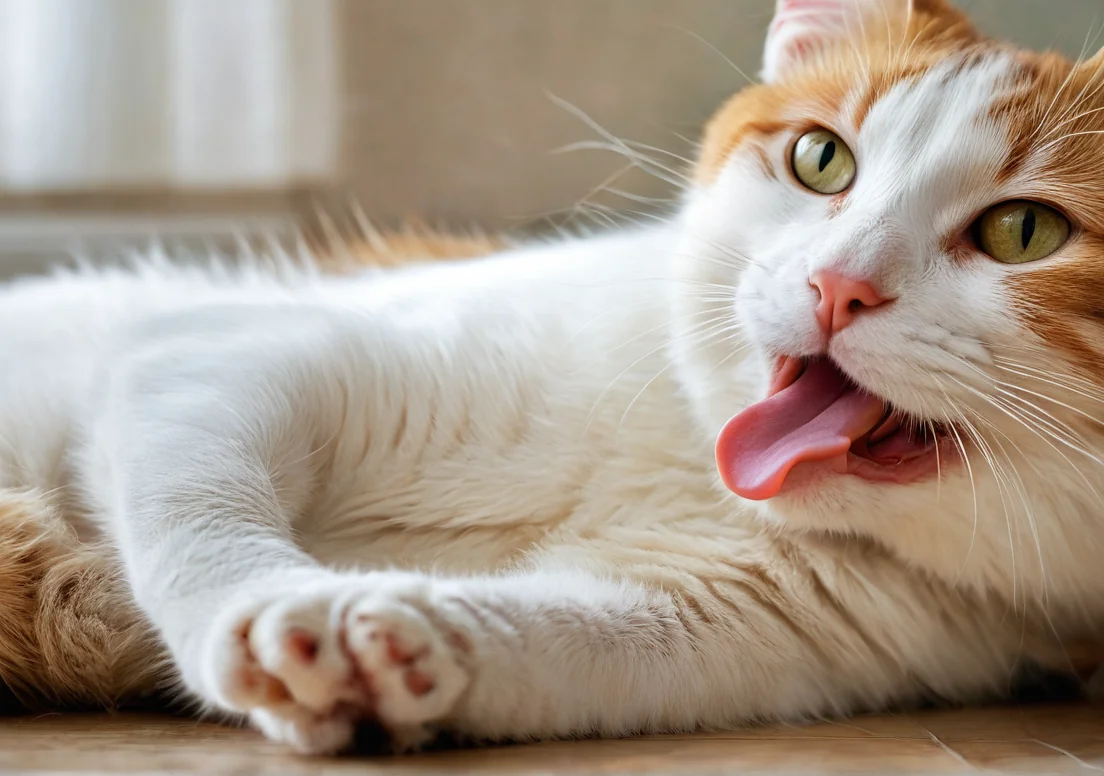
[{"xmin": 1003, "ymin": 235, "xmax": 1104, "ymax": 377}]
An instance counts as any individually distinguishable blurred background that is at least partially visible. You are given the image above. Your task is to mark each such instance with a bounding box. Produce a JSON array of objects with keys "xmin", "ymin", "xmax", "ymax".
[{"xmin": 0, "ymin": 0, "xmax": 1099, "ymax": 277}]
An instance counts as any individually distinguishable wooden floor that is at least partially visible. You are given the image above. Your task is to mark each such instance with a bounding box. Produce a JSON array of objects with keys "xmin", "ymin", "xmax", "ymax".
[{"xmin": 0, "ymin": 704, "xmax": 1099, "ymax": 775}]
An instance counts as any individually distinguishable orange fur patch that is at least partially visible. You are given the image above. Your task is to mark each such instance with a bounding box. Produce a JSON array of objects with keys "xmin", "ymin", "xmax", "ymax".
[
  {"xmin": 1006, "ymin": 236, "xmax": 1104, "ymax": 376},
  {"xmin": 0, "ymin": 490, "xmax": 165, "ymax": 711}
]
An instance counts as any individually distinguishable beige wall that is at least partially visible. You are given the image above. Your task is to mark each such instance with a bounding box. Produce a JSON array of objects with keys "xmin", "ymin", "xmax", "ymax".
[{"xmin": 337, "ymin": 0, "xmax": 1104, "ymax": 233}]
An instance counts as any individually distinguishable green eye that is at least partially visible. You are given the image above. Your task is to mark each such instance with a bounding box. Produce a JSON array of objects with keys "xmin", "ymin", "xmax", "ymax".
[
  {"xmin": 976, "ymin": 201, "xmax": 1070, "ymax": 264},
  {"xmin": 791, "ymin": 129, "xmax": 856, "ymax": 194}
]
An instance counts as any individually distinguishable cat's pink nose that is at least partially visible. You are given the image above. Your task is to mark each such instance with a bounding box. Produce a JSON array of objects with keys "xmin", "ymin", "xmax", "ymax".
[{"xmin": 809, "ymin": 270, "xmax": 891, "ymax": 336}]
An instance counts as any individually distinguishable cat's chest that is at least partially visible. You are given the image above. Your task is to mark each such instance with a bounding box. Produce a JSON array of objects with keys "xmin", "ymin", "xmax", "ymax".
[{"xmin": 297, "ymin": 369, "xmax": 737, "ymax": 574}]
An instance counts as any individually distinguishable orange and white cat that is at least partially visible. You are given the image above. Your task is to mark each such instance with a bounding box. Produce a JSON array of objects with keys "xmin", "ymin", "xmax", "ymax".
[{"xmin": 0, "ymin": 0, "xmax": 1102, "ymax": 755}]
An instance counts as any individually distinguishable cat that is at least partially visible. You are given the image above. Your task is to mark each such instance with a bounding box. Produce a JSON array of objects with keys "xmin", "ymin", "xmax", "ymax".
[{"xmin": 0, "ymin": 0, "xmax": 1102, "ymax": 755}]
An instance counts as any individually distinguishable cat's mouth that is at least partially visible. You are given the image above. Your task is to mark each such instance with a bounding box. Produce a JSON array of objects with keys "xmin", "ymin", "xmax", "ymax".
[{"xmin": 715, "ymin": 356, "xmax": 952, "ymax": 500}]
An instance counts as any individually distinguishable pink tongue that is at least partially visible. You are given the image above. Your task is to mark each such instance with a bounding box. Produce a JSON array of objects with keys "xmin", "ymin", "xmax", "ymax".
[{"xmin": 715, "ymin": 359, "xmax": 885, "ymax": 501}]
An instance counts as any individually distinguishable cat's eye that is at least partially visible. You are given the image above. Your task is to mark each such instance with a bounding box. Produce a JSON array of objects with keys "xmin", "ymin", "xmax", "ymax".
[
  {"xmin": 791, "ymin": 129, "xmax": 856, "ymax": 195},
  {"xmin": 975, "ymin": 201, "xmax": 1070, "ymax": 264}
]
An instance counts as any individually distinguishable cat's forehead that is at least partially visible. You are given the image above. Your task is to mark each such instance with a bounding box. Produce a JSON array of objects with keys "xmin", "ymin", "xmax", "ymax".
[
  {"xmin": 837, "ymin": 51, "xmax": 1021, "ymax": 227},
  {"xmin": 849, "ymin": 45, "xmax": 1104, "ymax": 230},
  {"xmin": 853, "ymin": 52, "xmax": 1017, "ymax": 150},
  {"xmin": 868, "ymin": 51, "xmax": 1085, "ymax": 143}
]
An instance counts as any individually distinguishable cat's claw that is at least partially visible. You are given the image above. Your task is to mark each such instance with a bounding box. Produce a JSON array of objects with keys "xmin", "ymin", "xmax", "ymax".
[{"xmin": 200, "ymin": 575, "xmax": 471, "ymax": 754}]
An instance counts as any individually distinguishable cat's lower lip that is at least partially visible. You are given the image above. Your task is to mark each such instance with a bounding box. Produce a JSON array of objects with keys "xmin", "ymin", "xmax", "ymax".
[
  {"xmin": 845, "ymin": 439, "xmax": 953, "ymax": 483},
  {"xmin": 778, "ymin": 442, "xmax": 952, "ymax": 493}
]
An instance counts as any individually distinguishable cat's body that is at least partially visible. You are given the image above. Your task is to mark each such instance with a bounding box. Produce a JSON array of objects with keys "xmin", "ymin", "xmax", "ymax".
[
  {"xmin": 2, "ymin": 0, "xmax": 1104, "ymax": 754},
  {"xmin": 0, "ymin": 228, "xmax": 1036, "ymax": 746}
]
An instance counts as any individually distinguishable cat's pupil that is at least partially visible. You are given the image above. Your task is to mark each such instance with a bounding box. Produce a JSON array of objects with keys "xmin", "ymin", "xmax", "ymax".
[
  {"xmin": 1022, "ymin": 208, "xmax": 1036, "ymax": 250},
  {"xmin": 818, "ymin": 141, "xmax": 836, "ymax": 172}
]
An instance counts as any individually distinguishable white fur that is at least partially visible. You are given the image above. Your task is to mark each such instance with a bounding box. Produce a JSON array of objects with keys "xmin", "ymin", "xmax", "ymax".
[{"xmin": 0, "ymin": 0, "xmax": 1101, "ymax": 755}]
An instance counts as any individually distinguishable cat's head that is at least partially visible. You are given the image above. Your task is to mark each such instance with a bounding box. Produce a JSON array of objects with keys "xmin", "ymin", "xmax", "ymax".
[{"xmin": 676, "ymin": 0, "xmax": 1104, "ymax": 602}]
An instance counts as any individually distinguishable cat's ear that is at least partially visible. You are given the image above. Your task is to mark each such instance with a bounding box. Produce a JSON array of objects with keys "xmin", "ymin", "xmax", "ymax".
[
  {"xmin": 761, "ymin": 0, "xmax": 967, "ymax": 83},
  {"xmin": 762, "ymin": 0, "xmax": 881, "ymax": 82}
]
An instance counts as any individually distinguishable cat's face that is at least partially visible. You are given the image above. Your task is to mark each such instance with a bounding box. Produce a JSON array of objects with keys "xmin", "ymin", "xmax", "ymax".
[{"xmin": 677, "ymin": 0, "xmax": 1104, "ymax": 601}]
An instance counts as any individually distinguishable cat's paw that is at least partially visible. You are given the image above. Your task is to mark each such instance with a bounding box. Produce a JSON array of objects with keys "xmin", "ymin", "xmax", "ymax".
[{"xmin": 198, "ymin": 574, "xmax": 471, "ymax": 755}]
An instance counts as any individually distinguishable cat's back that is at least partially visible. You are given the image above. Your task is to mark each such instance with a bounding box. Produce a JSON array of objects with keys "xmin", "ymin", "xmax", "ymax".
[
  {"xmin": 0, "ymin": 262, "xmax": 312, "ymax": 493},
  {"xmin": 0, "ymin": 256, "xmax": 322, "ymax": 351}
]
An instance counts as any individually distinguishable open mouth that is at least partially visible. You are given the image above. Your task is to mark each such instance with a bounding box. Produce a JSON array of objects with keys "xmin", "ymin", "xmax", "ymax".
[{"xmin": 715, "ymin": 356, "xmax": 951, "ymax": 501}]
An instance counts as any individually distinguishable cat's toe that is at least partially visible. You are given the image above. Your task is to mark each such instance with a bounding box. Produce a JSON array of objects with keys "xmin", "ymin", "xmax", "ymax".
[
  {"xmin": 343, "ymin": 594, "xmax": 470, "ymax": 728},
  {"xmin": 248, "ymin": 591, "xmax": 368, "ymax": 712},
  {"xmin": 200, "ymin": 601, "xmax": 295, "ymax": 712},
  {"xmin": 198, "ymin": 580, "xmax": 372, "ymax": 745}
]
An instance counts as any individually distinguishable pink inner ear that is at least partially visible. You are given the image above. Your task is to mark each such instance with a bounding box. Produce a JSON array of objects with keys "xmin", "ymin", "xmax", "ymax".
[
  {"xmin": 772, "ymin": 0, "xmax": 846, "ymax": 34},
  {"xmin": 792, "ymin": 38, "xmax": 813, "ymax": 56},
  {"xmin": 764, "ymin": 0, "xmax": 851, "ymax": 81}
]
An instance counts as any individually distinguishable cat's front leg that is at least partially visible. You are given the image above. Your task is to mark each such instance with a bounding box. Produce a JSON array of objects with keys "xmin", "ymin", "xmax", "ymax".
[
  {"xmin": 269, "ymin": 562, "xmax": 1020, "ymax": 749},
  {"xmin": 212, "ymin": 567, "xmax": 718, "ymax": 748},
  {"xmin": 194, "ymin": 560, "xmax": 1021, "ymax": 753},
  {"xmin": 191, "ymin": 567, "xmax": 689, "ymax": 752},
  {"xmin": 196, "ymin": 568, "xmax": 667, "ymax": 752}
]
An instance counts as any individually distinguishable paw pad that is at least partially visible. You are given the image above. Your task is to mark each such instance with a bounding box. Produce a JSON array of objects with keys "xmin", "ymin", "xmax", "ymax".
[{"xmin": 285, "ymin": 629, "xmax": 320, "ymax": 664}]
